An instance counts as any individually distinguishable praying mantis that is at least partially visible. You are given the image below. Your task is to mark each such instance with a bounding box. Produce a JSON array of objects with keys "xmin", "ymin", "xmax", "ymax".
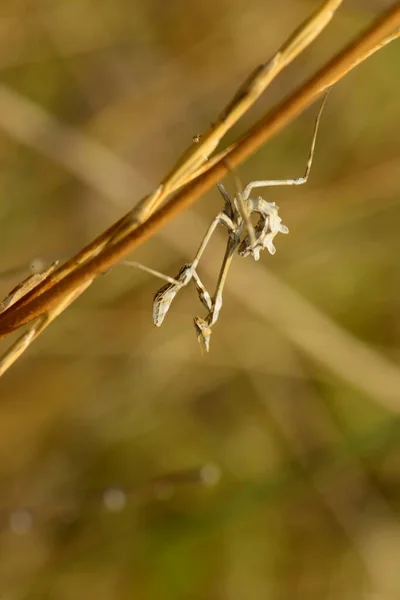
[
  {"xmin": 0, "ymin": 91, "xmax": 328, "ymax": 364},
  {"xmin": 112, "ymin": 0, "xmax": 343, "ymax": 233},
  {"xmin": 1, "ymin": 0, "xmax": 398, "ymax": 373},
  {"xmin": 143, "ymin": 92, "xmax": 329, "ymax": 351},
  {"xmin": 0, "ymin": 0, "xmax": 345, "ymax": 374},
  {"xmin": 0, "ymin": 0, "xmax": 398, "ymax": 376}
]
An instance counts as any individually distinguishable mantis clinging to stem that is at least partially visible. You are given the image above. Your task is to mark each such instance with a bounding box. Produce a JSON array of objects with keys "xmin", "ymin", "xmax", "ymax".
[
  {"xmin": 150, "ymin": 92, "xmax": 329, "ymax": 351},
  {"xmin": 114, "ymin": 0, "xmax": 343, "ymax": 232}
]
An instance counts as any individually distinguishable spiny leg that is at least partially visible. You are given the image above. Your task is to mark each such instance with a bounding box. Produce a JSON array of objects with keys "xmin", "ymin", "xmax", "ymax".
[
  {"xmin": 194, "ymin": 234, "xmax": 239, "ymax": 352},
  {"xmin": 191, "ymin": 211, "xmax": 235, "ymax": 272},
  {"xmin": 152, "ymin": 263, "xmax": 194, "ymax": 327},
  {"xmin": 220, "ymin": 166, "xmax": 258, "ymax": 253},
  {"xmin": 210, "ymin": 238, "xmax": 237, "ymax": 327},
  {"xmin": 238, "ymin": 196, "xmax": 289, "ymax": 259},
  {"xmin": 241, "ymin": 90, "xmax": 329, "ymax": 201},
  {"xmin": 121, "ymin": 207, "xmax": 235, "ymax": 326},
  {"xmin": 120, "ymin": 259, "xmax": 192, "ymax": 327},
  {"xmin": 191, "ymin": 270, "xmax": 213, "ymax": 312},
  {"xmin": 153, "ymin": 209, "xmax": 237, "ymax": 327},
  {"xmin": 191, "ymin": 184, "xmax": 241, "ymax": 314}
]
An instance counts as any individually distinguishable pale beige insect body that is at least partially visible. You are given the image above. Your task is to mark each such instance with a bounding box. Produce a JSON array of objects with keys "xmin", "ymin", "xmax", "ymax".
[
  {"xmin": 149, "ymin": 93, "xmax": 328, "ymax": 351},
  {"xmin": 238, "ymin": 199, "xmax": 289, "ymax": 260},
  {"xmin": 151, "ymin": 186, "xmax": 290, "ymax": 351}
]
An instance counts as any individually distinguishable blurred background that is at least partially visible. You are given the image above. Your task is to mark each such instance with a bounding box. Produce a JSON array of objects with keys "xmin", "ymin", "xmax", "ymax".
[{"xmin": 0, "ymin": 0, "xmax": 399, "ymax": 598}]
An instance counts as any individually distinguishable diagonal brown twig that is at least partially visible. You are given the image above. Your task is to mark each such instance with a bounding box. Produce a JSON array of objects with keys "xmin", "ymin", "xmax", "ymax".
[
  {"xmin": 124, "ymin": 0, "xmax": 344, "ymax": 225},
  {"xmin": 0, "ymin": 279, "xmax": 92, "ymax": 377}
]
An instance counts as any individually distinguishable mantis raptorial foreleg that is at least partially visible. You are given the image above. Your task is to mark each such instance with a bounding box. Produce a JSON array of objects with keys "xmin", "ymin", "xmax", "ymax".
[
  {"xmin": 120, "ymin": 200, "xmax": 239, "ymax": 327},
  {"xmin": 130, "ymin": 89, "xmax": 329, "ymax": 351},
  {"xmin": 152, "ymin": 210, "xmax": 238, "ymax": 327},
  {"xmin": 194, "ymin": 233, "xmax": 239, "ymax": 352}
]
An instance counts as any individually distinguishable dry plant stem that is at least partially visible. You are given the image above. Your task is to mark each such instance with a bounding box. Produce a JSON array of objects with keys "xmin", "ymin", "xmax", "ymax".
[
  {"xmin": 131, "ymin": 0, "xmax": 343, "ymax": 221},
  {"xmin": 0, "ymin": 261, "xmax": 59, "ymax": 313},
  {"xmin": 0, "ymin": 280, "xmax": 92, "ymax": 376},
  {"xmin": 0, "ymin": 3, "xmax": 399, "ymax": 340},
  {"xmin": 188, "ymin": 27, "xmax": 400, "ymax": 182}
]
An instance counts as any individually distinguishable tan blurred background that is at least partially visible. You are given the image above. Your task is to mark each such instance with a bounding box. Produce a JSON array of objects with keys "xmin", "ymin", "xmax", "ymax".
[{"xmin": 0, "ymin": 0, "xmax": 399, "ymax": 598}]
